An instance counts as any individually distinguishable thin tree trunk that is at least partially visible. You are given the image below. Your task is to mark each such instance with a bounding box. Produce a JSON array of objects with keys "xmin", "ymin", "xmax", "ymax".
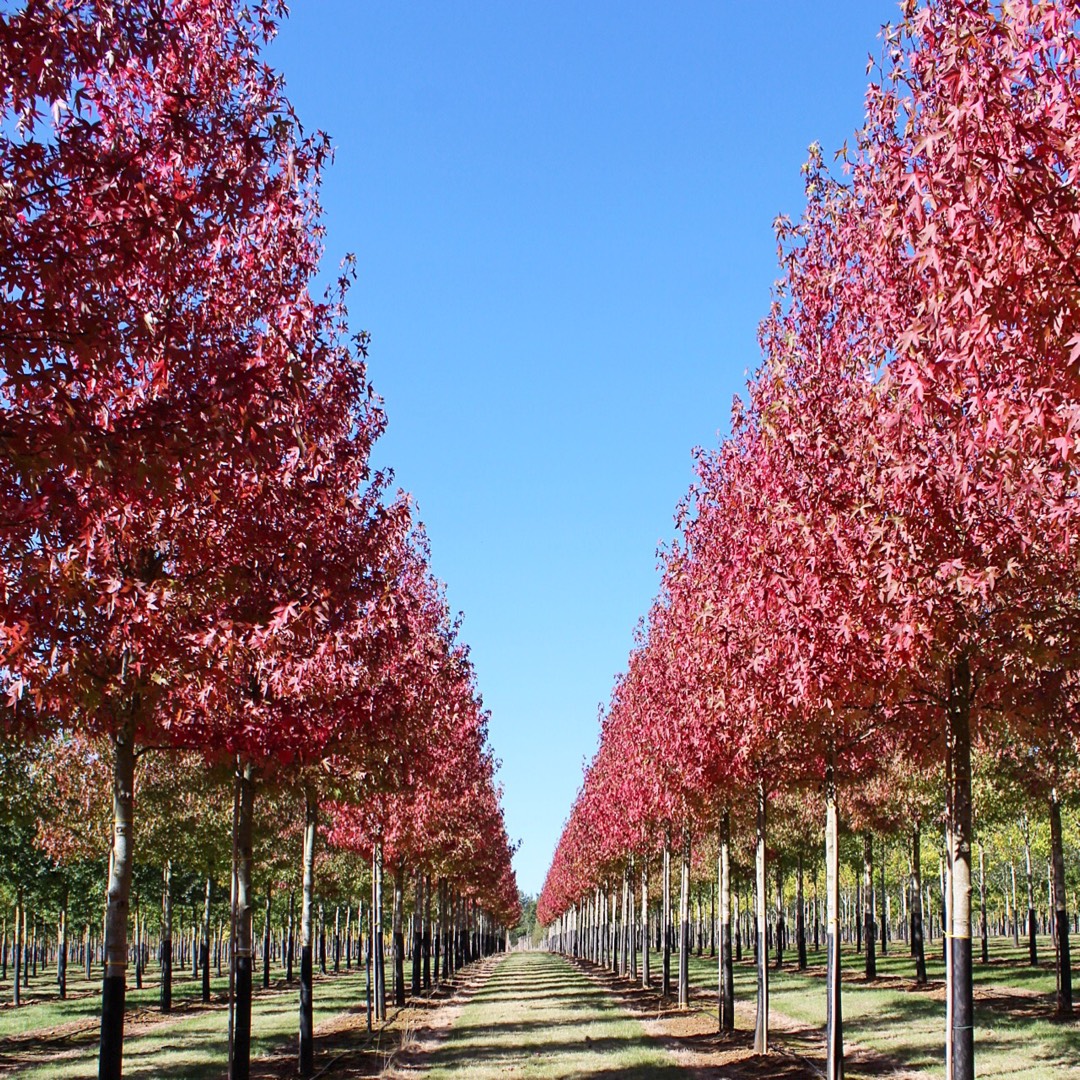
[
  {"xmin": 374, "ymin": 842, "xmax": 385, "ymax": 1019},
  {"xmin": 230, "ymin": 761, "xmax": 255, "ymax": 1080},
  {"xmin": 774, "ymin": 860, "xmax": 784, "ymax": 969},
  {"xmin": 797, "ymin": 853, "xmax": 807, "ymax": 970},
  {"xmin": 365, "ymin": 894, "xmax": 373, "ymax": 1028},
  {"xmin": 262, "ymin": 890, "xmax": 272, "ymax": 990},
  {"xmin": 393, "ymin": 863, "xmax": 405, "ymax": 1006},
  {"xmin": 679, "ymin": 829, "xmax": 691, "ymax": 1008},
  {"xmin": 863, "ymin": 832, "xmax": 876, "ymax": 980},
  {"xmin": 1010, "ymin": 862, "xmax": 1019, "ymax": 947},
  {"xmin": 13, "ymin": 901, "xmax": 20, "ymax": 1006},
  {"xmin": 299, "ymin": 784, "xmax": 317, "ymax": 1078},
  {"xmin": 434, "ymin": 879, "xmax": 442, "ymax": 986},
  {"xmin": 720, "ymin": 809, "xmax": 734, "ymax": 1032},
  {"xmin": 948, "ymin": 656, "xmax": 974, "ymax": 1080},
  {"xmin": 1025, "ymin": 835, "xmax": 1038, "ymax": 965},
  {"xmin": 912, "ymin": 824, "xmax": 927, "ymax": 985},
  {"xmin": 979, "ymin": 843, "xmax": 988, "ymax": 964},
  {"xmin": 412, "ymin": 871, "xmax": 422, "ymax": 997},
  {"xmin": 201, "ymin": 876, "xmax": 212, "ymax": 1003},
  {"xmin": 423, "ymin": 875, "xmax": 432, "ymax": 989},
  {"xmin": 879, "ymin": 837, "xmax": 888, "ymax": 957},
  {"xmin": 98, "ymin": 718, "xmax": 136, "ymax": 1080},
  {"xmin": 333, "ymin": 905, "xmax": 340, "ymax": 974},
  {"xmin": 641, "ymin": 857, "xmax": 650, "ymax": 989},
  {"xmin": 662, "ymin": 833, "xmax": 672, "ymax": 997},
  {"xmin": 134, "ymin": 899, "xmax": 142, "ymax": 989},
  {"xmin": 319, "ymin": 903, "xmax": 326, "ymax": 975},
  {"xmin": 1050, "ymin": 789, "xmax": 1073, "ymax": 1017},
  {"xmin": 286, "ymin": 890, "xmax": 295, "ymax": 984},
  {"xmin": 754, "ymin": 779, "xmax": 769, "ymax": 1055},
  {"xmin": 365, "ymin": 899, "xmax": 373, "ymax": 1031},
  {"xmin": 735, "ymin": 889, "xmax": 741, "ymax": 961},
  {"xmin": 58, "ymin": 903, "xmax": 67, "ymax": 999},
  {"xmin": 161, "ymin": 862, "xmax": 173, "ymax": 1012},
  {"xmin": 825, "ymin": 764, "xmax": 843, "ymax": 1080}
]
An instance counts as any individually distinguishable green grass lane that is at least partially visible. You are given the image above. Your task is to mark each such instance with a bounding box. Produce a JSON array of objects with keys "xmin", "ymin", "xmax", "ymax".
[{"xmin": 422, "ymin": 951, "xmax": 683, "ymax": 1079}]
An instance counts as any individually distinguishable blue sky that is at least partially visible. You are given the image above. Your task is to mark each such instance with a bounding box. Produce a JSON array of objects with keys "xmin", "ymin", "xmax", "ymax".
[{"xmin": 269, "ymin": 1, "xmax": 900, "ymax": 896}]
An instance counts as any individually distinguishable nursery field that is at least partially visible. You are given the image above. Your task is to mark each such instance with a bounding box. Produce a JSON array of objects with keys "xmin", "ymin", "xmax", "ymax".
[
  {"xmin": 0, "ymin": 941, "xmax": 1076, "ymax": 1078},
  {"xmin": 6, "ymin": 3, "xmax": 1080, "ymax": 1080}
]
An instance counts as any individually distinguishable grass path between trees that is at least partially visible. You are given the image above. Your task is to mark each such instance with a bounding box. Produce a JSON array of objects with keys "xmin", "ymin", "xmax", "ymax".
[{"xmin": 406, "ymin": 951, "xmax": 684, "ymax": 1079}]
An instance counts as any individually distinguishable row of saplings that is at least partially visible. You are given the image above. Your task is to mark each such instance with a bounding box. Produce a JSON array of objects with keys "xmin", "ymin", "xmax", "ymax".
[
  {"xmin": 3, "ymin": 861, "xmax": 508, "ymax": 1056},
  {"xmin": 545, "ymin": 818, "xmax": 1075, "ymax": 1052}
]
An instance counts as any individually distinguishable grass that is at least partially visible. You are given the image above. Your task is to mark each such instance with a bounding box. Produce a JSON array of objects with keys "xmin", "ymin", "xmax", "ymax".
[
  {"xmin": 1, "ymin": 935, "xmax": 1076, "ymax": 1078},
  {"xmin": 0, "ymin": 963, "xmax": 374, "ymax": 1079},
  {"xmin": 422, "ymin": 951, "xmax": 683, "ymax": 1079},
  {"xmin": 0, "ymin": 963, "xmax": 225, "ymax": 1040},
  {"xmin": 670, "ymin": 931, "xmax": 1080, "ymax": 1078}
]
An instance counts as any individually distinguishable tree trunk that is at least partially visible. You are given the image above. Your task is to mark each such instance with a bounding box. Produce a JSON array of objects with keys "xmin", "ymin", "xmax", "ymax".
[
  {"xmin": 978, "ymin": 844, "xmax": 988, "ymax": 965},
  {"xmin": 319, "ymin": 903, "xmax": 326, "ymax": 975},
  {"xmin": 863, "ymin": 832, "xmax": 876, "ymax": 980},
  {"xmin": 754, "ymin": 779, "xmax": 769, "ymax": 1055},
  {"xmin": 662, "ymin": 833, "xmax": 672, "ymax": 998},
  {"xmin": 679, "ymin": 829, "xmax": 691, "ymax": 1008},
  {"xmin": 720, "ymin": 809, "xmax": 734, "ymax": 1032},
  {"xmin": 374, "ymin": 842, "xmax": 385, "ymax": 1019},
  {"xmin": 230, "ymin": 760, "xmax": 255, "ymax": 1080},
  {"xmin": 947, "ymin": 656, "xmax": 974, "ymax": 1080},
  {"xmin": 58, "ymin": 903, "xmax": 67, "ymax": 999},
  {"xmin": 879, "ymin": 837, "xmax": 887, "ymax": 957},
  {"xmin": 262, "ymin": 890, "xmax": 272, "ymax": 990},
  {"xmin": 774, "ymin": 860, "xmax": 784, "ymax": 969},
  {"xmin": 434, "ymin": 879, "xmax": 443, "ymax": 986},
  {"xmin": 13, "ymin": 901, "xmax": 20, "ymax": 1006},
  {"xmin": 911, "ymin": 824, "xmax": 927, "ymax": 985},
  {"xmin": 299, "ymin": 784, "xmax": 317, "ymax": 1078},
  {"xmin": 423, "ymin": 875, "xmax": 432, "ymax": 989},
  {"xmin": 345, "ymin": 905, "xmax": 352, "ymax": 974},
  {"xmin": 201, "ymin": 876, "xmax": 212, "ymax": 1003},
  {"xmin": 412, "ymin": 871, "xmax": 422, "ymax": 997},
  {"xmin": 365, "ymin": 898, "xmax": 373, "ymax": 1031},
  {"xmin": 813, "ymin": 865, "xmax": 820, "ymax": 953},
  {"xmin": 134, "ymin": 900, "xmax": 143, "ymax": 989},
  {"xmin": 825, "ymin": 765, "xmax": 843, "ymax": 1080},
  {"xmin": 610, "ymin": 885, "xmax": 618, "ymax": 974},
  {"xmin": 1025, "ymin": 836, "xmax": 1038, "ymax": 965},
  {"xmin": 160, "ymin": 862, "xmax": 173, "ymax": 1012},
  {"xmin": 98, "ymin": 719, "xmax": 136, "ymax": 1080},
  {"xmin": 286, "ymin": 890, "xmax": 295, "ymax": 984},
  {"xmin": 735, "ymin": 889, "xmax": 741, "ymax": 961},
  {"xmin": 393, "ymin": 863, "xmax": 405, "ymax": 1006},
  {"xmin": 1010, "ymin": 862, "xmax": 1019, "ymax": 946},
  {"xmin": 796, "ymin": 853, "xmax": 807, "ymax": 970},
  {"xmin": 641, "ymin": 857, "xmax": 650, "ymax": 989},
  {"xmin": 1050, "ymin": 789, "xmax": 1073, "ymax": 1017}
]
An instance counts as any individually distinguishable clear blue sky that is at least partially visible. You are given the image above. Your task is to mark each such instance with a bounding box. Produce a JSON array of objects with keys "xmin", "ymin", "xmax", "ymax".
[{"xmin": 269, "ymin": 2, "xmax": 899, "ymax": 896}]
